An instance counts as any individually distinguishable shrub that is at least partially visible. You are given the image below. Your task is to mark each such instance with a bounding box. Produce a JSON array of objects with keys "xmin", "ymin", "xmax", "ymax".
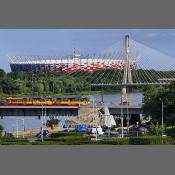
[
  {"xmin": 0, "ymin": 125, "xmax": 4, "ymax": 137},
  {"xmin": 44, "ymin": 135, "xmax": 91, "ymax": 144},
  {"xmin": 0, "ymin": 142, "xmax": 30, "ymax": 145},
  {"xmin": 34, "ymin": 136, "xmax": 175, "ymax": 145},
  {"xmin": 0, "ymin": 138, "xmax": 29, "ymax": 143},
  {"xmin": 50, "ymin": 131, "xmax": 84, "ymax": 138},
  {"xmin": 165, "ymin": 128, "xmax": 175, "ymax": 138},
  {"xmin": 129, "ymin": 136, "xmax": 174, "ymax": 145},
  {"xmin": 96, "ymin": 138, "xmax": 130, "ymax": 145},
  {"xmin": 148, "ymin": 122, "xmax": 164, "ymax": 136}
]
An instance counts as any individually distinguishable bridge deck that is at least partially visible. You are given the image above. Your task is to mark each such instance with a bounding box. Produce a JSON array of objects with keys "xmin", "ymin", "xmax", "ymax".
[{"xmin": 91, "ymin": 82, "xmax": 170, "ymax": 86}]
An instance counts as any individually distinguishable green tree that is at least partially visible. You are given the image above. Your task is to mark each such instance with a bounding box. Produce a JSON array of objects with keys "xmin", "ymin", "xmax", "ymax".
[
  {"xmin": 149, "ymin": 122, "xmax": 164, "ymax": 136},
  {"xmin": 0, "ymin": 69, "xmax": 6, "ymax": 79},
  {"xmin": 46, "ymin": 115, "xmax": 59, "ymax": 129},
  {"xmin": 0, "ymin": 124, "xmax": 4, "ymax": 137},
  {"xmin": 143, "ymin": 81, "xmax": 175, "ymax": 126},
  {"xmin": 33, "ymin": 82, "xmax": 44, "ymax": 95},
  {"xmin": 2, "ymin": 79, "xmax": 23, "ymax": 94}
]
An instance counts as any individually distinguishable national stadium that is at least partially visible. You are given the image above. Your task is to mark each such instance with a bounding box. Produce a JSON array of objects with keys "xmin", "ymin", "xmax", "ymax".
[{"xmin": 7, "ymin": 49, "xmax": 137, "ymax": 74}]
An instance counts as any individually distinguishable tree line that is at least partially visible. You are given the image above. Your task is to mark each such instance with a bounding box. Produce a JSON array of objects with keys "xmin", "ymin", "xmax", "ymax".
[
  {"xmin": 0, "ymin": 69, "xmax": 90, "ymax": 97},
  {"xmin": 1, "ymin": 67, "xmax": 175, "ymax": 99}
]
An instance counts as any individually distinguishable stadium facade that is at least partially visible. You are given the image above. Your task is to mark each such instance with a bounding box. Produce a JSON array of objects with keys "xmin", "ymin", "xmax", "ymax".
[{"xmin": 8, "ymin": 50, "xmax": 137, "ymax": 74}]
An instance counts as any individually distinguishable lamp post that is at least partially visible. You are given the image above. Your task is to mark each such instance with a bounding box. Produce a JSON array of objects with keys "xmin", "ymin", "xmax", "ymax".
[
  {"xmin": 159, "ymin": 98, "xmax": 164, "ymax": 136},
  {"xmin": 95, "ymin": 104, "xmax": 98, "ymax": 142},
  {"xmin": 16, "ymin": 118, "xmax": 25, "ymax": 138},
  {"xmin": 126, "ymin": 98, "xmax": 130, "ymax": 135},
  {"xmin": 44, "ymin": 97, "xmax": 47, "ymax": 129},
  {"xmin": 93, "ymin": 97, "xmax": 98, "ymax": 141},
  {"xmin": 136, "ymin": 121, "xmax": 139, "ymax": 137},
  {"xmin": 22, "ymin": 117, "xmax": 25, "ymax": 138},
  {"xmin": 41, "ymin": 105, "xmax": 44, "ymax": 142},
  {"xmin": 16, "ymin": 118, "xmax": 18, "ymax": 138}
]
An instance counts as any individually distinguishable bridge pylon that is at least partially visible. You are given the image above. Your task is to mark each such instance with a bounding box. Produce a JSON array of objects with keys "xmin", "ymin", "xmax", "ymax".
[{"xmin": 121, "ymin": 35, "xmax": 133, "ymax": 103}]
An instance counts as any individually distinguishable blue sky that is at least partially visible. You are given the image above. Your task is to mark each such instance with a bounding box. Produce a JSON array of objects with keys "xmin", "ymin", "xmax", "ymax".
[{"xmin": 1, "ymin": 29, "xmax": 175, "ymax": 72}]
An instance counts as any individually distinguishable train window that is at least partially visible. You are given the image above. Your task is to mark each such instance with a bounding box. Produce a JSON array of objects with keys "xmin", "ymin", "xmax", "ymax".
[
  {"xmin": 56, "ymin": 98, "xmax": 61, "ymax": 102},
  {"xmin": 64, "ymin": 98, "xmax": 68, "ymax": 101},
  {"xmin": 70, "ymin": 98, "xmax": 75, "ymax": 101}
]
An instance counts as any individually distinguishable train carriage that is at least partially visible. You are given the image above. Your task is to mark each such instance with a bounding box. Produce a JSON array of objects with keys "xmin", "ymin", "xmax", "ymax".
[{"xmin": 0, "ymin": 96, "xmax": 91, "ymax": 106}]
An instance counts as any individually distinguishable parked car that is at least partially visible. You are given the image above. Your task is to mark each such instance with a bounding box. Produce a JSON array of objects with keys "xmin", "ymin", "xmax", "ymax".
[
  {"xmin": 90, "ymin": 126, "xmax": 104, "ymax": 137},
  {"xmin": 118, "ymin": 129, "xmax": 128, "ymax": 134},
  {"xmin": 104, "ymin": 129, "xmax": 118, "ymax": 136},
  {"xmin": 75, "ymin": 124, "xmax": 89, "ymax": 132},
  {"xmin": 138, "ymin": 126, "xmax": 148, "ymax": 134}
]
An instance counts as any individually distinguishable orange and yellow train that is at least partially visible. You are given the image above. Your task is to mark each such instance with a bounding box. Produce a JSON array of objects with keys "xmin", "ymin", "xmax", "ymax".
[{"xmin": 0, "ymin": 96, "xmax": 91, "ymax": 106}]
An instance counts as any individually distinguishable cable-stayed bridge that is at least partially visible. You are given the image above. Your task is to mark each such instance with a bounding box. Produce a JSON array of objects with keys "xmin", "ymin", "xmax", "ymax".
[{"xmin": 70, "ymin": 35, "xmax": 175, "ymax": 87}]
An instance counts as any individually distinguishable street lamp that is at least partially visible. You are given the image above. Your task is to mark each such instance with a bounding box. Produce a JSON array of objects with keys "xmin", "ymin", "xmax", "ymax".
[
  {"xmin": 41, "ymin": 105, "xmax": 44, "ymax": 142},
  {"xmin": 16, "ymin": 118, "xmax": 25, "ymax": 138},
  {"xmin": 92, "ymin": 97, "xmax": 98, "ymax": 141},
  {"xmin": 159, "ymin": 98, "xmax": 164, "ymax": 136},
  {"xmin": 44, "ymin": 97, "xmax": 47, "ymax": 129},
  {"xmin": 120, "ymin": 94, "xmax": 124, "ymax": 138},
  {"xmin": 136, "ymin": 121, "xmax": 139, "ymax": 137},
  {"xmin": 16, "ymin": 118, "xmax": 18, "ymax": 138},
  {"xmin": 126, "ymin": 98, "xmax": 130, "ymax": 135}
]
